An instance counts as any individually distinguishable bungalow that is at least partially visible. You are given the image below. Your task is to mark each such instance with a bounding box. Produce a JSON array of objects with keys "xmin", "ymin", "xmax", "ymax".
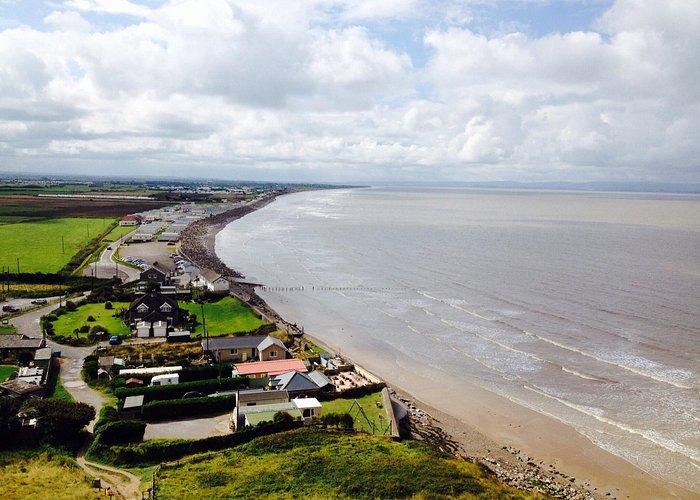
[
  {"xmin": 231, "ymin": 396, "xmax": 322, "ymax": 431},
  {"xmin": 237, "ymin": 388, "xmax": 290, "ymax": 408},
  {"xmin": 232, "ymin": 358, "xmax": 307, "ymax": 379},
  {"xmin": 204, "ymin": 335, "xmax": 289, "ymax": 363},
  {"xmin": 195, "ymin": 270, "xmax": 229, "ymax": 292},
  {"xmin": 0, "ymin": 378, "xmax": 45, "ymax": 399},
  {"xmin": 0, "ymin": 335, "xmax": 46, "ymax": 364},
  {"xmin": 119, "ymin": 214, "xmax": 142, "ymax": 226},
  {"xmin": 269, "ymin": 370, "xmax": 335, "ymax": 397}
]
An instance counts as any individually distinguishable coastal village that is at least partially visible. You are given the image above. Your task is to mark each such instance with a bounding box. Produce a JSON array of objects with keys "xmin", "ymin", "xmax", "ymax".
[{"xmin": 0, "ymin": 182, "xmax": 610, "ymax": 499}]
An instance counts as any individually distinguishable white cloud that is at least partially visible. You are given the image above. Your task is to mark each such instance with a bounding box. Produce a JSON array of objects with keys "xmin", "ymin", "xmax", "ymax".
[{"xmin": 0, "ymin": 0, "xmax": 698, "ymax": 183}]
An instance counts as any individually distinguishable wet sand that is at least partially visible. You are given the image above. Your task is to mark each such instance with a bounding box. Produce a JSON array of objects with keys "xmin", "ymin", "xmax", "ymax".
[{"xmin": 182, "ymin": 192, "xmax": 698, "ymax": 500}]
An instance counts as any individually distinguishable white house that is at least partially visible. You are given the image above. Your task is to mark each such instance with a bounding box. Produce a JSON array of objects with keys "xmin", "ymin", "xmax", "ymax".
[{"xmin": 197, "ymin": 270, "xmax": 229, "ymax": 292}]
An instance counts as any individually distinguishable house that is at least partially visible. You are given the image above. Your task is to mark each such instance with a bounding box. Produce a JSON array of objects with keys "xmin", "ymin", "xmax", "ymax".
[
  {"xmin": 237, "ymin": 388, "xmax": 290, "ymax": 408},
  {"xmin": 128, "ymin": 291, "xmax": 180, "ymax": 331},
  {"xmin": 119, "ymin": 214, "xmax": 142, "ymax": 226},
  {"xmin": 203, "ymin": 335, "xmax": 289, "ymax": 363},
  {"xmin": 232, "ymin": 358, "xmax": 307, "ymax": 379},
  {"xmin": 0, "ymin": 378, "xmax": 45, "ymax": 399},
  {"xmin": 139, "ymin": 267, "xmax": 167, "ymax": 285},
  {"xmin": 0, "ymin": 335, "xmax": 46, "ymax": 363},
  {"xmin": 268, "ymin": 370, "xmax": 336, "ymax": 397},
  {"xmin": 195, "ymin": 270, "xmax": 229, "ymax": 292},
  {"xmin": 121, "ymin": 395, "xmax": 144, "ymax": 419},
  {"xmin": 231, "ymin": 396, "xmax": 322, "ymax": 431}
]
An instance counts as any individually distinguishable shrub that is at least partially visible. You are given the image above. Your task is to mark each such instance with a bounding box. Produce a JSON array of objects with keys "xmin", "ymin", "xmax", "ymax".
[
  {"xmin": 317, "ymin": 382, "xmax": 386, "ymax": 401},
  {"xmin": 86, "ymin": 315, "xmax": 96, "ymax": 322},
  {"xmin": 79, "ymin": 325, "xmax": 90, "ymax": 333},
  {"xmin": 98, "ymin": 420, "xmax": 147, "ymax": 445},
  {"xmin": 65, "ymin": 301, "xmax": 77, "ymax": 312},
  {"xmin": 90, "ymin": 324, "xmax": 108, "ymax": 334},
  {"xmin": 44, "ymin": 313, "xmax": 58, "ymax": 322},
  {"xmin": 94, "ymin": 406, "xmax": 119, "ymax": 434},
  {"xmin": 105, "ymin": 302, "xmax": 113, "ymax": 310},
  {"xmin": 141, "ymin": 395, "xmax": 237, "ymax": 421}
]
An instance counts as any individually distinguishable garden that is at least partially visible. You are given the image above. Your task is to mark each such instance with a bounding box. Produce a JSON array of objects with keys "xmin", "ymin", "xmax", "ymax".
[
  {"xmin": 180, "ymin": 296, "xmax": 268, "ymax": 336},
  {"xmin": 44, "ymin": 301, "xmax": 130, "ymax": 344}
]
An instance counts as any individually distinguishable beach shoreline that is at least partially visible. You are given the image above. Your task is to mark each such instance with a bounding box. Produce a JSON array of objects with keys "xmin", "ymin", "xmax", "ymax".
[{"xmin": 181, "ymin": 190, "xmax": 697, "ymax": 500}]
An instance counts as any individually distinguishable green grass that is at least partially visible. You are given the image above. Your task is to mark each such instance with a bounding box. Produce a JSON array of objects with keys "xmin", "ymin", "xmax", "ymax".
[
  {"xmin": 46, "ymin": 364, "xmax": 74, "ymax": 402},
  {"xmin": 156, "ymin": 428, "xmax": 538, "ymax": 499},
  {"xmin": 51, "ymin": 302, "xmax": 130, "ymax": 338},
  {"xmin": 103, "ymin": 225, "xmax": 135, "ymax": 243},
  {"xmin": 321, "ymin": 390, "xmax": 389, "ymax": 435},
  {"xmin": 0, "ymin": 365, "xmax": 18, "ymax": 382},
  {"xmin": 0, "ymin": 217, "xmax": 116, "ymax": 273},
  {"xmin": 180, "ymin": 296, "xmax": 268, "ymax": 336},
  {"xmin": 0, "ymin": 451, "xmax": 100, "ymax": 500},
  {"xmin": 0, "ymin": 325, "xmax": 18, "ymax": 335}
]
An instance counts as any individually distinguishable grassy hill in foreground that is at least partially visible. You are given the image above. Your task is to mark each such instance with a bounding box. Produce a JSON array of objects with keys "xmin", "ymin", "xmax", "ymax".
[
  {"xmin": 155, "ymin": 428, "xmax": 541, "ymax": 499},
  {"xmin": 0, "ymin": 451, "xmax": 100, "ymax": 500}
]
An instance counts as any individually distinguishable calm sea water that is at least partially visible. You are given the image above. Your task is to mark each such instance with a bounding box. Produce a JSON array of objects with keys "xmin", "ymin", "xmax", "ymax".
[{"xmin": 217, "ymin": 188, "xmax": 700, "ymax": 492}]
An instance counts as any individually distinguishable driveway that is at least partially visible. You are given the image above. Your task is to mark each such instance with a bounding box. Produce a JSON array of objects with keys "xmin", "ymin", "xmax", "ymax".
[
  {"xmin": 84, "ymin": 229, "xmax": 140, "ymax": 282},
  {"xmin": 144, "ymin": 412, "xmax": 231, "ymax": 440}
]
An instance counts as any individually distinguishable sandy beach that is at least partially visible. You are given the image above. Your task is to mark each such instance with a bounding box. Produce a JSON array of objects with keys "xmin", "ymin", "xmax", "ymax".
[{"xmin": 181, "ymin": 192, "xmax": 698, "ymax": 500}]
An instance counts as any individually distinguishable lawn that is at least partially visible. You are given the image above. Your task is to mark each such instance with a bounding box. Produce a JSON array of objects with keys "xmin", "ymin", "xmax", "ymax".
[
  {"xmin": 0, "ymin": 325, "xmax": 17, "ymax": 335},
  {"xmin": 321, "ymin": 390, "xmax": 389, "ymax": 435},
  {"xmin": 0, "ymin": 365, "xmax": 18, "ymax": 382},
  {"xmin": 0, "ymin": 451, "xmax": 100, "ymax": 500},
  {"xmin": 103, "ymin": 224, "xmax": 135, "ymax": 242},
  {"xmin": 51, "ymin": 302, "xmax": 131, "ymax": 338},
  {"xmin": 46, "ymin": 364, "xmax": 74, "ymax": 402},
  {"xmin": 155, "ymin": 428, "xmax": 537, "ymax": 499},
  {"xmin": 0, "ymin": 217, "xmax": 116, "ymax": 273},
  {"xmin": 180, "ymin": 296, "xmax": 268, "ymax": 336}
]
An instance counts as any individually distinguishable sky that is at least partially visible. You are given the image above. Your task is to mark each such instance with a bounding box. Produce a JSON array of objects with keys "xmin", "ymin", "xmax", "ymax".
[{"xmin": 0, "ymin": 0, "xmax": 698, "ymax": 184}]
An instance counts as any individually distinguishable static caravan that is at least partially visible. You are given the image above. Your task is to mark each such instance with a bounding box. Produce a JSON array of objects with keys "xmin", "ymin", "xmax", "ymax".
[{"xmin": 150, "ymin": 373, "xmax": 179, "ymax": 386}]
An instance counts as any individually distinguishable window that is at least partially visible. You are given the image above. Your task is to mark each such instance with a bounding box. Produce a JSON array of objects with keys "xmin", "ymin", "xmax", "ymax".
[
  {"xmin": 160, "ymin": 303, "xmax": 172, "ymax": 312},
  {"xmin": 230, "ymin": 349, "xmax": 238, "ymax": 355},
  {"xmin": 148, "ymin": 273, "xmax": 157, "ymax": 279},
  {"xmin": 136, "ymin": 303, "xmax": 149, "ymax": 312},
  {"xmin": 269, "ymin": 350, "xmax": 278, "ymax": 358}
]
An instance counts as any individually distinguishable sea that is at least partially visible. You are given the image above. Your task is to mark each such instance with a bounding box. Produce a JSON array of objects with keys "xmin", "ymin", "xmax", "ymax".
[{"xmin": 216, "ymin": 187, "xmax": 700, "ymax": 492}]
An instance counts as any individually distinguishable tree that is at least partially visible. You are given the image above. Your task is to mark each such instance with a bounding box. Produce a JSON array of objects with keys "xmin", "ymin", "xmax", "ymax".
[
  {"xmin": 339, "ymin": 413, "xmax": 354, "ymax": 431},
  {"xmin": 20, "ymin": 399, "xmax": 95, "ymax": 445}
]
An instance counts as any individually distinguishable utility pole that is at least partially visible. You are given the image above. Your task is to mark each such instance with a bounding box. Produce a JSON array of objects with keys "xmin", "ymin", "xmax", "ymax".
[
  {"xmin": 16, "ymin": 257, "xmax": 19, "ymax": 274},
  {"xmin": 61, "ymin": 235, "xmax": 65, "ymax": 254},
  {"xmin": 200, "ymin": 301, "xmax": 208, "ymax": 352}
]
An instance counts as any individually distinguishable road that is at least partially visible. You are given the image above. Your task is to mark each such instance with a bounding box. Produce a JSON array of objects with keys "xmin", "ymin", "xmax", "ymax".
[{"xmin": 84, "ymin": 229, "xmax": 140, "ymax": 282}]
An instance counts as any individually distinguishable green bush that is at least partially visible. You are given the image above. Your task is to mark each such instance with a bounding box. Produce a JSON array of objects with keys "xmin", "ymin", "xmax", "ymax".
[
  {"xmin": 141, "ymin": 395, "xmax": 237, "ymax": 421},
  {"xmin": 114, "ymin": 376, "xmax": 248, "ymax": 402},
  {"xmin": 65, "ymin": 301, "xmax": 77, "ymax": 312},
  {"xmin": 317, "ymin": 382, "xmax": 386, "ymax": 401},
  {"xmin": 86, "ymin": 315, "xmax": 96, "ymax": 322},
  {"xmin": 90, "ymin": 324, "xmax": 108, "ymax": 334},
  {"xmin": 105, "ymin": 301, "xmax": 113, "ymax": 310},
  {"xmin": 79, "ymin": 325, "xmax": 90, "ymax": 333},
  {"xmin": 88, "ymin": 419, "xmax": 302, "ymax": 465},
  {"xmin": 93, "ymin": 405, "xmax": 119, "ymax": 434},
  {"xmin": 98, "ymin": 420, "xmax": 147, "ymax": 445}
]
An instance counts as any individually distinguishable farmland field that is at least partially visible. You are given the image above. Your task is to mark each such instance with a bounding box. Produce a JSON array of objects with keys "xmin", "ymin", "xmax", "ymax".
[
  {"xmin": 180, "ymin": 296, "xmax": 268, "ymax": 336},
  {"xmin": 51, "ymin": 302, "xmax": 131, "ymax": 338},
  {"xmin": 155, "ymin": 428, "xmax": 534, "ymax": 499},
  {"xmin": 0, "ymin": 217, "xmax": 115, "ymax": 273}
]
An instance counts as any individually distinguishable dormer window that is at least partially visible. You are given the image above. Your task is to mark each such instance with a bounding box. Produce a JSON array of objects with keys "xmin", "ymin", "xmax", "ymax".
[
  {"xmin": 160, "ymin": 303, "xmax": 172, "ymax": 313},
  {"xmin": 136, "ymin": 303, "xmax": 149, "ymax": 313}
]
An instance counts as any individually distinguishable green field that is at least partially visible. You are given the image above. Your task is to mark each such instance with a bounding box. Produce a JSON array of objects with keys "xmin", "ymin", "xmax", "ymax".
[
  {"xmin": 0, "ymin": 217, "xmax": 115, "ymax": 273},
  {"xmin": 155, "ymin": 428, "xmax": 536, "ymax": 499},
  {"xmin": 103, "ymin": 225, "xmax": 135, "ymax": 242},
  {"xmin": 181, "ymin": 296, "xmax": 267, "ymax": 336},
  {"xmin": 0, "ymin": 452, "xmax": 100, "ymax": 500},
  {"xmin": 321, "ymin": 390, "xmax": 389, "ymax": 435},
  {"xmin": 0, "ymin": 365, "xmax": 18, "ymax": 382},
  {"xmin": 51, "ymin": 302, "xmax": 131, "ymax": 338}
]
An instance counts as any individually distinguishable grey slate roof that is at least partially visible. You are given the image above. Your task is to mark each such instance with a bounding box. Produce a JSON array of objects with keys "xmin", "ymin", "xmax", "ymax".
[
  {"xmin": 269, "ymin": 371, "xmax": 320, "ymax": 393},
  {"xmin": 308, "ymin": 370, "xmax": 334, "ymax": 389},
  {"xmin": 0, "ymin": 334, "xmax": 44, "ymax": 349}
]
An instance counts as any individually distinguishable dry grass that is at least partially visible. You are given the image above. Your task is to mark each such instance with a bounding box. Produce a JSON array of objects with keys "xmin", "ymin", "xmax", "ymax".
[
  {"xmin": 107, "ymin": 342, "xmax": 204, "ymax": 367},
  {"xmin": 0, "ymin": 452, "xmax": 101, "ymax": 500}
]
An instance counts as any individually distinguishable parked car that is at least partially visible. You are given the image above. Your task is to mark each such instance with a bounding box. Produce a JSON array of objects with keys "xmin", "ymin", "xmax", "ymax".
[
  {"xmin": 2, "ymin": 305, "xmax": 19, "ymax": 312},
  {"xmin": 182, "ymin": 391, "xmax": 205, "ymax": 399},
  {"xmin": 31, "ymin": 298, "xmax": 48, "ymax": 305},
  {"xmin": 109, "ymin": 336, "xmax": 122, "ymax": 345}
]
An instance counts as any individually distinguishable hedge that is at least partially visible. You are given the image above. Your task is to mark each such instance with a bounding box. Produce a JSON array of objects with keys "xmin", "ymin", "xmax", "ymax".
[
  {"xmin": 88, "ymin": 419, "xmax": 303, "ymax": 466},
  {"xmin": 93, "ymin": 406, "xmax": 119, "ymax": 434},
  {"xmin": 141, "ymin": 395, "xmax": 237, "ymax": 421},
  {"xmin": 97, "ymin": 420, "xmax": 147, "ymax": 445},
  {"xmin": 114, "ymin": 377, "xmax": 249, "ymax": 402},
  {"xmin": 316, "ymin": 382, "xmax": 386, "ymax": 401}
]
